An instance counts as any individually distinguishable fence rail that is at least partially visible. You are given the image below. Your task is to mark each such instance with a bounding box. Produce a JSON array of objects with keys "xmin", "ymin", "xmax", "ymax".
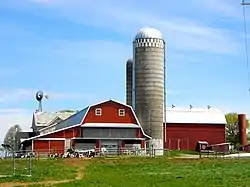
[
  {"xmin": 0, "ymin": 147, "xmax": 247, "ymax": 160},
  {"xmin": 1, "ymin": 148, "xmax": 249, "ymax": 178}
]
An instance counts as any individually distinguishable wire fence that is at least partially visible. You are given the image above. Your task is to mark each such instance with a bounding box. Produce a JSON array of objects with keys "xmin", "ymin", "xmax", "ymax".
[
  {"xmin": 0, "ymin": 147, "xmax": 237, "ymax": 160},
  {"xmin": 0, "ymin": 151, "xmax": 32, "ymax": 177},
  {"xmin": 0, "ymin": 146, "xmax": 249, "ymax": 177}
]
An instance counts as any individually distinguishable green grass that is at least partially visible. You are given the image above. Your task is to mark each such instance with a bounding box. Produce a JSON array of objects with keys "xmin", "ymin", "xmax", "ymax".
[
  {"xmin": 166, "ymin": 150, "xmax": 199, "ymax": 156},
  {"xmin": 6, "ymin": 156, "xmax": 250, "ymax": 187},
  {"xmin": 2, "ymin": 155, "xmax": 250, "ymax": 187},
  {"xmin": 0, "ymin": 158, "xmax": 78, "ymax": 183}
]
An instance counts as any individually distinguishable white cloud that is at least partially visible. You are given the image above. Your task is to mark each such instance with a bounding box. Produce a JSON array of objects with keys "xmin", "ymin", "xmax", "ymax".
[
  {"xmin": 0, "ymin": 88, "xmax": 94, "ymax": 103},
  {"xmin": 16, "ymin": 0, "xmax": 240, "ymax": 55},
  {"xmin": 0, "ymin": 110, "xmax": 32, "ymax": 144},
  {"xmin": 191, "ymin": 0, "xmax": 241, "ymax": 18},
  {"xmin": 0, "ymin": 108, "xmax": 27, "ymax": 114},
  {"xmin": 27, "ymin": 39, "xmax": 131, "ymax": 64}
]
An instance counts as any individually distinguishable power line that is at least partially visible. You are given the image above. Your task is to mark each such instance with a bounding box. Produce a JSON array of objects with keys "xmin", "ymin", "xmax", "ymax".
[{"xmin": 242, "ymin": 1, "xmax": 250, "ymax": 92}]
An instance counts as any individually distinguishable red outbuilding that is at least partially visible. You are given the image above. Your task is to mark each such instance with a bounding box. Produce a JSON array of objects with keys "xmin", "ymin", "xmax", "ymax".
[
  {"xmin": 21, "ymin": 100, "xmax": 151, "ymax": 155},
  {"xmin": 163, "ymin": 106, "xmax": 226, "ymax": 150}
]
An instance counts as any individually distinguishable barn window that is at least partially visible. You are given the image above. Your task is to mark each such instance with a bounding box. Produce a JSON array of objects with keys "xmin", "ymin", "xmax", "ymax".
[
  {"xmin": 95, "ymin": 108, "xmax": 102, "ymax": 116},
  {"xmin": 118, "ymin": 109, "xmax": 125, "ymax": 116}
]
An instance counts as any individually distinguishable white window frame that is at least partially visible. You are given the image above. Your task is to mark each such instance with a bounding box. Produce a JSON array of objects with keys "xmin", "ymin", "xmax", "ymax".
[
  {"xmin": 118, "ymin": 109, "xmax": 125, "ymax": 116},
  {"xmin": 95, "ymin": 108, "xmax": 102, "ymax": 116}
]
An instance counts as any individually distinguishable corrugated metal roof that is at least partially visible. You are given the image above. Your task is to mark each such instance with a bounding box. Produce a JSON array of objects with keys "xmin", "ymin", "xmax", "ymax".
[
  {"xmin": 81, "ymin": 123, "xmax": 140, "ymax": 128},
  {"xmin": 34, "ymin": 111, "xmax": 75, "ymax": 127},
  {"xmin": 54, "ymin": 106, "xmax": 89, "ymax": 131},
  {"xmin": 165, "ymin": 107, "xmax": 226, "ymax": 124}
]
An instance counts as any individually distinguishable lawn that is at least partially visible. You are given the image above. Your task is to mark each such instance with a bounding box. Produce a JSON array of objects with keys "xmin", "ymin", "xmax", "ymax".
[
  {"xmin": 1, "ymin": 156, "xmax": 250, "ymax": 187},
  {"xmin": 0, "ymin": 158, "xmax": 78, "ymax": 183}
]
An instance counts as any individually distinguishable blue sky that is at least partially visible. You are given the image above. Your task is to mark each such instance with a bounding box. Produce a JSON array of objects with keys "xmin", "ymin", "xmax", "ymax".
[{"xmin": 0, "ymin": 0, "xmax": 250, "ymax": 141}]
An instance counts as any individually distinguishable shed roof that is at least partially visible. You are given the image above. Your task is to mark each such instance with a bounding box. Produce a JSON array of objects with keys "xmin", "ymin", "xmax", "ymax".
[
  {"xmin": 34, "ymin": 111, "xmax": 76, "ymax": 127},
  {"xmin": 165, "ymin": 107, "xmax": 226, "ymax": 124}
]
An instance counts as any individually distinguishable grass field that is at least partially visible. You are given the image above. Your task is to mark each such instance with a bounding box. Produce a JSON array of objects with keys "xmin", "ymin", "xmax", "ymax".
[{"xmin": 1, "ymin": 155, "xmax": 250, "ymax": 187}]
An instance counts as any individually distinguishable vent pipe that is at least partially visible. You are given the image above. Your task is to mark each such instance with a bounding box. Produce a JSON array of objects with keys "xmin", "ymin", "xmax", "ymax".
[{"xmin": 238, "ymin": 114, "xmax": 247, "ymax": 146}]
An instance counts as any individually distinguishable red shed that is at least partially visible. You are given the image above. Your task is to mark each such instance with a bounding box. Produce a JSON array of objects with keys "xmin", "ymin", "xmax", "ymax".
[
  {"xmin": 163, "ymin": 106, "xmax": 226, "ymax": 151},
  {"xmin": 22, "ymin": 100, "xmax": 151, "ymax": 155}
]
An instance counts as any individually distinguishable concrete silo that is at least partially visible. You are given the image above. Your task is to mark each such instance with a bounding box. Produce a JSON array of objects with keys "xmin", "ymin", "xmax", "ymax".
[
  {"xmin": 126, "ymin": 59, "xmax": 133, "ymax": 107},
  {"xmin": 133, "ymin": 27, "xmax": 166, "ymax": 155}
]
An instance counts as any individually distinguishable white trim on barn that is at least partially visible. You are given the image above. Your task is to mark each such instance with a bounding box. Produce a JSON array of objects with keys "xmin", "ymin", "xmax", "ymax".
[
  {"xmin": 35, "ymin": 138, "xmax": 66, "ymax": 141},
  {"xmin": 95, "ymin": 108, "xmax": 102, "ymax": 116},
  {"xmin": 118, "ymin": 109, "xmax": 125, "ymax": 116},
  {"xmin": 24, "ymin": 123, "xmax": 81, "ymax": 142},
  {"xmin": 72, "ymin": 137, "xmax": 145, "ymax": 140},
  {"xmin": 81, "ymin": 123, "xmax": 140, "ymax": 128}
]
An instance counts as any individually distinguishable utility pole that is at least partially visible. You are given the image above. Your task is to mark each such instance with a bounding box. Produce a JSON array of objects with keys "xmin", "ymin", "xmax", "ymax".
[{"xmin": 242, "ymin": 0, "xmax": 250, "ymax": 92}]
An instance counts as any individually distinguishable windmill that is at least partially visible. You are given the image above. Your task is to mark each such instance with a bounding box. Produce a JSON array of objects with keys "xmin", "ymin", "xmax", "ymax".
[{"xmin": 35, "ymin": 90, "xmax": 49, "ymax": 112}]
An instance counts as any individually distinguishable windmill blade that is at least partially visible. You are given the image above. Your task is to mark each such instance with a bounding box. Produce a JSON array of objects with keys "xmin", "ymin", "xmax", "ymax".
[{"xmin": 44, "ymin": 95, "xmax": 49, "ymax": 99}]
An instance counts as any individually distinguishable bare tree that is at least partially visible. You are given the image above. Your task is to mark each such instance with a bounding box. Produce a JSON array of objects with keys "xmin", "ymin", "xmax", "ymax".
[{"xmin": 3, "ymin": 124, "xmax": 22, "ymax": 151}]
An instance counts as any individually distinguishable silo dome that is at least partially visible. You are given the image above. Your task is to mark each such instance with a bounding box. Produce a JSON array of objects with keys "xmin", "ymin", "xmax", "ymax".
[
  {"xmin": 134, "ymin": 27, "xmax": 163, "ymax": 40},
  {"xmin": 126, "ymin": 59, "xmax": 133, "ymax": 64}
]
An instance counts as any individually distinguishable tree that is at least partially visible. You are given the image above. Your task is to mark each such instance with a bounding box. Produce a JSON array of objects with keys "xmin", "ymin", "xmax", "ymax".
[
  {"xmin": 3, "ymin": 124, "xmax": 22, "ymax": 151},
  {"xmin": 225, "ymin": 113, "xmax": 239, "ymax": 145},
  {"xmin": 225, "ymin": 113, "xmax": 249, "ymax": 146}
]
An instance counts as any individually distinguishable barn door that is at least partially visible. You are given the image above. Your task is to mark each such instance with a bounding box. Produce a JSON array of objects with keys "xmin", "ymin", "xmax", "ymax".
[{"xmin": 65, "ymin": 139, "xmax": 71, "ymax": 151}]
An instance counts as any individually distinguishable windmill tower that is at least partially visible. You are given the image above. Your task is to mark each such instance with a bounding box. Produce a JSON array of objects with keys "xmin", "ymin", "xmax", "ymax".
[{"xmin": 35, "ymin": 91, "xmax": 49, "ymax": 112}]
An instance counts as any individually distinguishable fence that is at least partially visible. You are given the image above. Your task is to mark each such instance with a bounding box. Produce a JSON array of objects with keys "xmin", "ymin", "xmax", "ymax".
[
  {"xmin": 167, "ymin": 138, "xmax": 190, "ymax": 150},
  {"xmin": 21, "ymin": 148, "xmax": 159, "ymax": 158},
  {"xmin": 0, "ymin": 150, "xmax": 32, "ymax": 177}
]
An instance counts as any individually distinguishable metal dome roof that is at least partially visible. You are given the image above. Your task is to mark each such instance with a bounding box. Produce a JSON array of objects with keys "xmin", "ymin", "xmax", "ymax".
[
  {"xmin": 126, "ymin": 59, "xmax": 133, "ymax": 63},
  {"xmin": 134, "ymin": 27, "xmax": 163, "ymax": 40}
]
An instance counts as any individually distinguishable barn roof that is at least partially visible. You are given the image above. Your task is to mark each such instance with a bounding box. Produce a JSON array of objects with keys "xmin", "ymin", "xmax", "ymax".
[
  {"xmin": 164, "ymin": 107, "xmax": 226, "ymax": 124},
  {"xmin": 23, "ymin": 99, "xmax": 151, "ymax": 142},
  {"xmin": 34, "ymin": 111, "xmax": 75, "ymax": 127},
  {"xmin": 54, "ymin": 106, "xmax": 89, "ymax": 131}
]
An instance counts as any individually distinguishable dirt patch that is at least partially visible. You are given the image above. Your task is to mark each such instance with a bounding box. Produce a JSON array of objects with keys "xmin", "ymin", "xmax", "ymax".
[
  {"xmin": 63, "ymin": 158, "xmax": 91, "ymax": 167},
  {"xmin": 0, "ymin": 179, "xmax": 75, "ymax": 187},
  {"xmin": 0, "ymin": 159, "xmax": 89, "ymax": 187}
]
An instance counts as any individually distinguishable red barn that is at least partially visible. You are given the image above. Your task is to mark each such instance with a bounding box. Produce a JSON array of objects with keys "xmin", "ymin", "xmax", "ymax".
[
  {"xmin": 163, "ymin": 106, "xmax": 226, "ymax": 151},
  {"xmin": 21, "ymin": 101, "xmax": 226, "ymax": 154},
  {"xmin": 21, "ymin": 100, "xmax": 150, "ymax": 155}
]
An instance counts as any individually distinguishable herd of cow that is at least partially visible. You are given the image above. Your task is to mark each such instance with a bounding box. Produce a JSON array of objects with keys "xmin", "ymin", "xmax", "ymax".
[
  {"xmin": 47, "ymin": 148, "xmax": 108, "ymax": 158},
  {"xmin": 2, "ymin": 147, "xmax": 146, "ymax": 159}
]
